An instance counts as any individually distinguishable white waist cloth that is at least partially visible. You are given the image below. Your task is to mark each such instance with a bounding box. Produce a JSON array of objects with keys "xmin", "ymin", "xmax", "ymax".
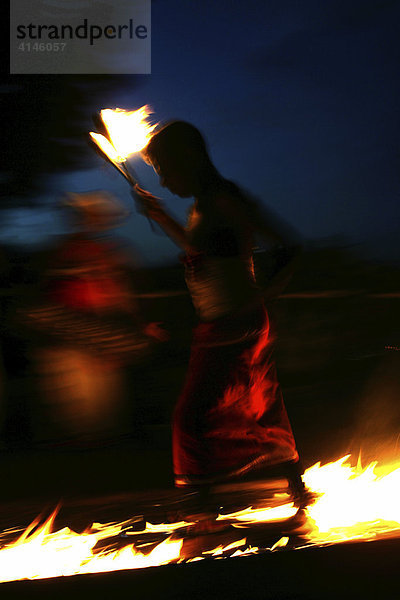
[{"xmin": 185, "ymin": 255, "xmax": 258, "ymax": 321}]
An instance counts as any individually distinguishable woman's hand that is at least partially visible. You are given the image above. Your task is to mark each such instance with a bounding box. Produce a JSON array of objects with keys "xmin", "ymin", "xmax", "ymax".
[
  {"xmin": 132, "ymin": 185, "xmax": 165, "ymax": 222},
  {"xmin": 132, "ymin": 185, "xmax": 191, "ymax": 251}
]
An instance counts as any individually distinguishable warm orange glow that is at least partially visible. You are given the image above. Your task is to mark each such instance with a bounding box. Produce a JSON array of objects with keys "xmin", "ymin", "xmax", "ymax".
[
  {"xmin": 302, "ymin": 455, "xmax": 400, "ymax": 545},
  {"xmin": 0, "ymin": 511, "xmax": 184, "ymax": 583},
  {"xmin": 218, "ymin": 503, "xmax": 297, "ymax": 526},
  {"xmin": 1, "ymin": 454, "xmax": 400, "ymax": 583},
  {"xmin": 90, "ymin": 105, "xmax": 157, "ymax": 164},
  {"xmin": 89, "ymin": 132, "xmax": 122, "ymax": 163}
]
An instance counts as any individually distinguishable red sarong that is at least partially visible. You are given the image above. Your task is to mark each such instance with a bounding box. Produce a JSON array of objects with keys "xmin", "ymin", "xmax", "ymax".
[{"xmin": 173, "ymin": 303, "xmax": 298, "ymax": 487}]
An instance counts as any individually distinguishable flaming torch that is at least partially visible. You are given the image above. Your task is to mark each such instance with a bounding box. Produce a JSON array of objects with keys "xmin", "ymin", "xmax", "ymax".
[
  {"xmin": 89, "ymin": 105, "xmax": 157, "ymax": 227},
  {"xmin": 89, "ymin": 106, "xmax": 156, "ymax": 183}
]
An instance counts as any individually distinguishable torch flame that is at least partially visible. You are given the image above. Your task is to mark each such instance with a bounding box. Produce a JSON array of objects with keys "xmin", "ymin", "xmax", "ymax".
[
  {"xmin": 89, "ymin": 132, "xmax": 122, "ymax": 163},
  {"xmin": 90, "ymin": 105, "xmax": 157, "ymax": 164}
]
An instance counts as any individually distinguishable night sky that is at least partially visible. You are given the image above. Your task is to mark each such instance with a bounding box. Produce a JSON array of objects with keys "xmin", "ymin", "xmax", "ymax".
[{"xmin": 2, "ymin": 0, "xmax": 400, "ymax": 264}]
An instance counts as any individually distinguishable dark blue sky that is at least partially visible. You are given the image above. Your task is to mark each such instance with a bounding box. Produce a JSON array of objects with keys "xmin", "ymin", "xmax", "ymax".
[{"xmin": 2, "ymin": 0, "xmax": 400, "ymax": 264}]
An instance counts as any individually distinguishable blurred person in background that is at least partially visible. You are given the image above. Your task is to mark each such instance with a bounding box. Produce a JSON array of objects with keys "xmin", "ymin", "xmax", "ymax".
[
  {"xmin": 24, "ymin": 191, "xmax": 165, "ymax": 447},
  {"xmin": 135, "ymin": 121, "xmax": 308, "ymax": 531}
]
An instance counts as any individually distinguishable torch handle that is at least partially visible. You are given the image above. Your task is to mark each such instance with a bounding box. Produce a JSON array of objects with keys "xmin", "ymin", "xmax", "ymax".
[
  {"xmin": 119, "ymin": 162, "xmax": 137, "ymax": 187},
  {"xmin": 90, "ymin": 136, "xmax": 158, "ymax": 233},
  {"xmin": 120, "ymin": 163, "xmax": 158, "ymax": 234}
]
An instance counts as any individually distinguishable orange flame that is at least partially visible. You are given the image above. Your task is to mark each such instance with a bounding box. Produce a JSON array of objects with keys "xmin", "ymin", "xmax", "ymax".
[
  {"xmin": 90, "ymin": 105, "xmax": 157, "ymax": 164},
  {"xmin": 1, "ymin": 454, "xmax": 400, "ymax": 582},
  {"xmin": 0, "ymin": 511, "xmax": 183, "ymax": 582},
  {"xmin": 302, "ymin": 455, "xmax": 400, "ymax": 544}
]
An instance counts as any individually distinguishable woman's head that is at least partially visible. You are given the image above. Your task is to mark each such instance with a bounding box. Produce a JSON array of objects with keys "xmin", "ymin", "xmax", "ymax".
[{"xmin": 142, "ymin": 121, "xmax": 214, "ymax": 197}]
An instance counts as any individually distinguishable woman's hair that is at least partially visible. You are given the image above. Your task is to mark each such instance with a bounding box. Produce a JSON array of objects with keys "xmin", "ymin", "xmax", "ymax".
[{"xmin": 142, "ymin": 121, "xmax": 209, "ymax": 167}]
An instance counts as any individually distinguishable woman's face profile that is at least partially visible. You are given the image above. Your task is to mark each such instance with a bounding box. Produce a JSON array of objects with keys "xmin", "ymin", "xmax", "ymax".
[{"xmin": 154, "ymin": 156, "xmax": 196, "ymax": 198}]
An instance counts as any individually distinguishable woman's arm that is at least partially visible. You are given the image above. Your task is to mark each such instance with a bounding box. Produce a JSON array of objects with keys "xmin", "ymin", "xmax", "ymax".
[
  {"xmin": 216, "ymin": 188, "xmax": 303, "ymax": 298},
  {"xmin": 133, "ymin": 186, "xmax": 195, "ymax": 253}
]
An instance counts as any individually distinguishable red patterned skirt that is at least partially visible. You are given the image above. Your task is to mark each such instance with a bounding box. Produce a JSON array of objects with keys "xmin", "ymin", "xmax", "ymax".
[{"xmin": 173, "ymin": 303, "xmax": 299, "ymax": 487}]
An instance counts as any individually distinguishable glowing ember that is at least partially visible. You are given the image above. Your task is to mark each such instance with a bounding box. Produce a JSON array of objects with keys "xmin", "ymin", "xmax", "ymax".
[
  {"xmin": 218, "ymin": 503, "xmax": 297, "ymax": 526},
  {"xmin": 1, "ymin": 454, "xmax": 400, "ymax": 583},
  {"xmin": 90, "ymin": 105, "xmax": 157, "ymax": 164}
]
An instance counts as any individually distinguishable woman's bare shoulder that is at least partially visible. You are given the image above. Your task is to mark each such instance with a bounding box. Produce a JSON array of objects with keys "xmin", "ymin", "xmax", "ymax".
[{"xmin": 214, "ymin": 181, "xmax": 258, "ymax": 226}]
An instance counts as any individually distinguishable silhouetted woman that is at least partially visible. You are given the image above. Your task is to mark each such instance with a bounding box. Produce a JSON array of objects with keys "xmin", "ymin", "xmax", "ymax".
[{"xmin": 136, "ymin": 121, "xmax": 307, "ymax": 525}]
